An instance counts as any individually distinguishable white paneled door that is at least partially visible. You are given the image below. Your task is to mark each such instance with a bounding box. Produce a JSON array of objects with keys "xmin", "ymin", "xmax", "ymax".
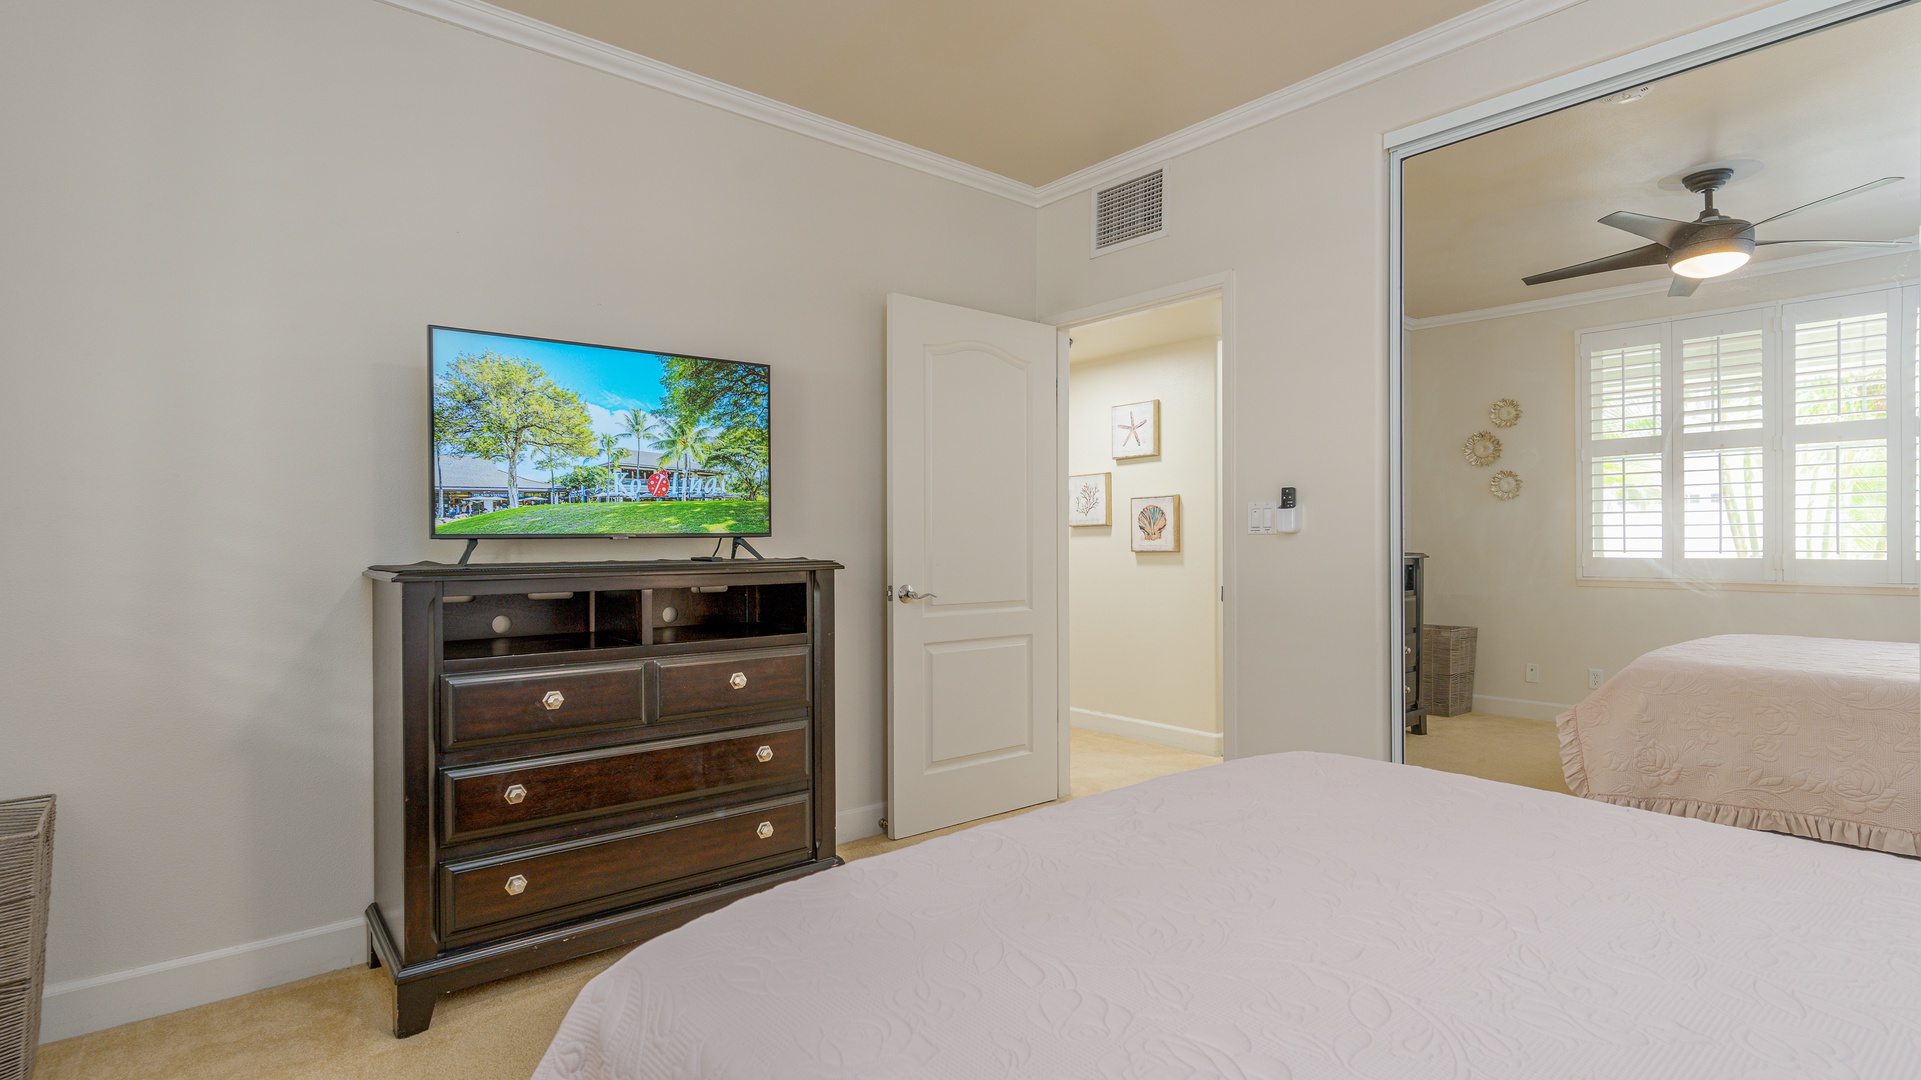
[{"xmin": 885, "ymin": 294, "xmax": 1064, "ymax": 839}]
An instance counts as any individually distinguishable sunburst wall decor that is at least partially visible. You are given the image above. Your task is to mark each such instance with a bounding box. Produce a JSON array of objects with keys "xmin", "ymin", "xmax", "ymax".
[{"xmin": 1462, "ymin": 431, "xmax": 1502, "ymax": 467}]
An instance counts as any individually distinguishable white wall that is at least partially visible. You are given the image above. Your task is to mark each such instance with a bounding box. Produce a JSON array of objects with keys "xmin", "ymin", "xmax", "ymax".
[
  {"xmin": 1037, "ymin": 0, "xmax": 1790, "ymax": 761},
  {"xmin": 1068, "ymin": 338, "xmax": 1222, "ymax": 754},
  {"xmin": 0, "ymin": 0, "xmax": 1034, "ymax": 1039},
  {"xmin": 1406, "ymin": 254, "xmax": 1920, "ymax": 716}
]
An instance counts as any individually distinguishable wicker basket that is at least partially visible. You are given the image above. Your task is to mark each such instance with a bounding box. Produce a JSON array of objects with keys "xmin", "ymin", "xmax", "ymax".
[
  {"xmin": 1420, "ymin": 625, "xmax": 1478, "ymax": 718},
  {"xmin": 0, "ymin": 796, "xmax": 54, "ymax": 1080}
]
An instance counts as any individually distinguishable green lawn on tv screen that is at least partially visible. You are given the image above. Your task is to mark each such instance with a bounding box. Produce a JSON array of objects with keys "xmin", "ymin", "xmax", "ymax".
[{"xmin": 436, "ymin": 500, "xmax": 769, "ymax": 536}]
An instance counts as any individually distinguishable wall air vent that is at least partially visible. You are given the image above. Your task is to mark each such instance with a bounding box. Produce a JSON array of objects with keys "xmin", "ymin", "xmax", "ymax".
[{"xmin": 1092, "ymin": 168, "xmax": 1165, "ymax": 255}]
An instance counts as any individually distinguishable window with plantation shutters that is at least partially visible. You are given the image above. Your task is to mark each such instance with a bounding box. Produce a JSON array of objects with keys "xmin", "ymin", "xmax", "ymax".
[
  {"xmin": 1783, "ymin": 292, "xmax": 1900, "ymax": 582},
  {"xmin": 1675, "ymin": 311, "xmax": 1768, "ymax": 573},
  {"xmin": 1579, "ymin": 329, "xmax": 1665, "ymax": 570},
  {"xmin": 1577, "ymin": 283, "xmax": 1919, "ymax": 587}
]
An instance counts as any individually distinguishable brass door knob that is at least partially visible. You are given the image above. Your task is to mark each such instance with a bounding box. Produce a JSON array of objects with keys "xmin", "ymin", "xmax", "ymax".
[
  {"xmin": 541, "ymin": 690, "xmax": 565, "ymax": 711},
  {"xmin": 729, "ymin": 672, "xmax": 747, "ymax": 690},
  {"xmin": 504, "ymin": 874, "xmax": 528, "ymax": 896},
  {"xmin": 755, "ymin": 821, "xmax": 774, "ymax": 839},
  {"xmin": 504, "ymin": 783, "xmax": 528, "ymax": 805},
  {"xmin": 755, "ymin": 745, "xmax": 773, "ymax": 763}
]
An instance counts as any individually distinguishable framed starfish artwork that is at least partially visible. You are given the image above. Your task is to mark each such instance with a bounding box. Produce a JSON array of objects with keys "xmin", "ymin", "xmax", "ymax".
[{"xmin": 1111, "ymin": 400, "xmax": 1161, "ymax": 459}]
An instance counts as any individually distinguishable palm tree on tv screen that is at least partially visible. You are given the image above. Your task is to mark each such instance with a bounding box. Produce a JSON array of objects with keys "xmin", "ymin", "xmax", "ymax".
[
  {"xmin": 533, "ymin": 444, "xmax": 570, "ymax": 505},
  {"xmin": 620, "ymin": 409, "xmax": 660, "ymax": 477},
  {"xmin": 595, "ymin": 432, "xmax": 622, "ymax": 499},
  {"xmin": 648, "ymin": 412, "xmax": 719, "ymax": 475}
]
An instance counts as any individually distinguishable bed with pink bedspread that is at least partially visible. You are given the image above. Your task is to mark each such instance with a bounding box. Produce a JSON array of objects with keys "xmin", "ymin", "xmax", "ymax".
[{"xmin": 1557, "ymin": 634, "xmax": 1920, "ymax": 855}]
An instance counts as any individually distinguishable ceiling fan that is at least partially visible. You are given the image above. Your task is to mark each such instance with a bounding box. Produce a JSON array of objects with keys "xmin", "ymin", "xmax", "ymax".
[{"xmin": 1522, "ymin": 167, "xmax": 1909, "ymax": 297}]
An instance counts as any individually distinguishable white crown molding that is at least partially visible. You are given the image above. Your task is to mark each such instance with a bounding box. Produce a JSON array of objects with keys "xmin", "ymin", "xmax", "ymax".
[
  {"xmin": 1030, "ymin": 0, "xmax": 1586, "ymax": 206},
  {"xmin": 374, "ymin": 0, "xmax": 1037, "ymax": 205},
  {"xmin": 376, "ymin": 0, "xmax": 1586, "ymax": 210},
  {"xmin": 1404, "ymin": 245, "xmax": 1918, "ymax": 330}
]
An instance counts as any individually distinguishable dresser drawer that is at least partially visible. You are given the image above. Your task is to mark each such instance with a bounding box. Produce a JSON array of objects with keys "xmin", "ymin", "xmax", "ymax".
[
  {"xmin": 440, "ymin": 662, "xmax": 646, "ymax": 748},
  {"xmin": 440, "ymin": 725, "xmax": 809, "ymax": 842},
  {"xmin": 654, "ymin": 647, "xmax": 808, "ymax": 721},
  {"xmin": 442, "ymin": 798, "xmax": 810, "ymax": 935}
]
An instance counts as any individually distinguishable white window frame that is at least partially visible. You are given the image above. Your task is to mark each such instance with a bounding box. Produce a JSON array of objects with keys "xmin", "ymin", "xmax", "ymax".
[{"xmin": 1576, "ymin": 282, "xmax": 1920, "ymax": 587}]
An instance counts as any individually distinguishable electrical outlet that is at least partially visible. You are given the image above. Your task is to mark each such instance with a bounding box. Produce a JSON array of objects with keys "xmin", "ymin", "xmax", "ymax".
[
  {"xmin": 1525, "ymin": 663, "xmax": 1540, "ymax": 684},
  {"xmin": 1588, "ymin": 668, "xmax": 1603, "ymax": 689}
]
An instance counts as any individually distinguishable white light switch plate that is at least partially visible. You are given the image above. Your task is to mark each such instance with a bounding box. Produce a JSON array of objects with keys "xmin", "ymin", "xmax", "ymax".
[{"xmin": 1248, "ymin": 502, "xmax": 1278, "ymax": 533}]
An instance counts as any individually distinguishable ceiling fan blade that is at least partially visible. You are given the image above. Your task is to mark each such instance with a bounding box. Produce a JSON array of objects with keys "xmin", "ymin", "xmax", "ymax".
[
  {"xmin": 1754, "ymin": 239, "xmax": 1911, "ymax": 247},
  {"xmin": 1522, "ymin": 243, "xmax": 1669, "ymax": 286},
  {"xmin": 1598, "ymin": 211, "xmax": 1691, "ymax": 247},
  {"xmin": 1669, "ymin": 276, "xmax": 1702, "ymax": 298},
  {"xmin": 1753, "ymin": 177, "xmax": 1904, "ymax": 226}
]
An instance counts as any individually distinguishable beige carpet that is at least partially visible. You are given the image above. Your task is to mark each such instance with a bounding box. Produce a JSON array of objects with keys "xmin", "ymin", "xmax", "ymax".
[
  {"xmin": 36, "ymin": 729, "xmax": 1219, "ymax": 1080},
  {"xmin": 1405, "ymin": 711, "xmax": 1573, "ymax": 795}
]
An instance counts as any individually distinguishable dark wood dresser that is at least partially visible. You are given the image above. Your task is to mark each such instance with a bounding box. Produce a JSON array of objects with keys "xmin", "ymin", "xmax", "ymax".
[
  {"xmin": 363, "ymin": 558, "xmax": 841, "ymax": 1036},
  {"xmin": 1403, "ymin": 553, "xmax": 1427, "ymax": 736}
]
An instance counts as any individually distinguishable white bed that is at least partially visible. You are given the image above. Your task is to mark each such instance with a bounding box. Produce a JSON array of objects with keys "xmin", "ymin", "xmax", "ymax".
[
  {"xmin": 534, "ymin": 752, "xmax": 1921, "ymax": 1080},
  {"xmin": 1558, "ymin": 635, "xmax": 1921, "ymax": 856}
]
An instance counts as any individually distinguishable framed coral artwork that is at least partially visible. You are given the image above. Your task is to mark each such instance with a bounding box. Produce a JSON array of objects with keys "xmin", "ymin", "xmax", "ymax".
[
  {"xmin": 1068, "ymin": 472, "xmax": 1110, "ymax": 526},
  {"xmin": 1130, "ymin": 494, "xmax": 1180, "ymax": 552}
]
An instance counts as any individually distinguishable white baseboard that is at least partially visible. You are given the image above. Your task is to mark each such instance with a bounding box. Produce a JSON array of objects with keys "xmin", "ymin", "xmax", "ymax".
[
  {"xmin": 1070, "ymin": 708, "xmax": 1224, "ymax": 756},
  {"xmin": 1469, "ymin": 694, "xmax": 1576, "ymax": 724},
  {"xmin": 39, "ymin": 917, "xmax": 367, "ymax": 1044},
  {"xmin": 836, "ymin": 800, "xmax": 884, "ymax": 845}
]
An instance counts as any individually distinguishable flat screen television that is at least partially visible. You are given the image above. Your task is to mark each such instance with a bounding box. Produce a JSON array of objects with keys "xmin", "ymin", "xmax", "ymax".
[{"xmin": 429, "ymin": 326, "xmax": 770, "ymax": 538}]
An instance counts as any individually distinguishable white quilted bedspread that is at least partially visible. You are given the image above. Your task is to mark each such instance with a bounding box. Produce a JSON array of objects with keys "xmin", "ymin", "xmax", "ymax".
[
  {"xmin": 1558, "ymin": 635, "xmax": 1920, "ymax": 856},
  {"xmin": 533, "ymin": 752, "xmax": 1921, "ymax": 1080}
]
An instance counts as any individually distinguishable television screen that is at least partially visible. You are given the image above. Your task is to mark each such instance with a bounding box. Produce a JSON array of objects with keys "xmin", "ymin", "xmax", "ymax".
[{"xmin": 429, "ymin": 326, "xmax": 770, "ymax": 538}]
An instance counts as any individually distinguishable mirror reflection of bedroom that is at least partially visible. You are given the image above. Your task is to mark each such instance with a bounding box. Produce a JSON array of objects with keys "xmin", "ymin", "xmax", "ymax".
[{"xmin": 1400, "ymin": 3, "xmax": 1921, "ymax": 821}]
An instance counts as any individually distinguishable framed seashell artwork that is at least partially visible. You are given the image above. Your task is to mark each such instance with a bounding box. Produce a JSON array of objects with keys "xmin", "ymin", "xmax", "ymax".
[
  {"xmin": 1068, "ymin": 472, "xmax": 1110, "ymax": 526},
  {"xmin": 1130, "ymin": 494, "xmax": 1181, "ymax": 552},
  {"xmin": 1462, "ymin": 430, "xmax": 1502, "ymax": 467}
]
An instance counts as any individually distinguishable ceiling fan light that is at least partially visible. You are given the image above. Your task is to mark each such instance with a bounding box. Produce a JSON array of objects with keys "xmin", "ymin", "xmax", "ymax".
[{"xmin": 1669, "ymin": 236, "xmax": 1755, "ymax": 279}]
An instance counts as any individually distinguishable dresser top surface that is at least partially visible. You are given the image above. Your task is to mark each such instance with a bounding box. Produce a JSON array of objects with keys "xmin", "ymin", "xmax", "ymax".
[{"xmin": 367, "ymin": 558, "xmax": 841, "ymax": 582}]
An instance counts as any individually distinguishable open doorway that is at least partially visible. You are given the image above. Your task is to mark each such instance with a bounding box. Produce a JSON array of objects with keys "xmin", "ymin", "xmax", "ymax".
[
  {"xmin": 857, "ymin": 287, "xmax": 1230, "ymax": 861},
  {"xmin": 1063, "ymin": 293, "xmax": 1226, "ymax": 792}
]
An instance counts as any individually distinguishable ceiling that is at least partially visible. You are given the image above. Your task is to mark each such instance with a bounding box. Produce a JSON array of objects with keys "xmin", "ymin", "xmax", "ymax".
[
  {"xmin": 1403, "ymin": 2, "xmax": 1921, "ymax": 319},
  {"xmin": 1070, "ymin": 294, "xmax": 1221, "ymax": 363},
  {"xmin": 487, "ymin": 0, "xmax": 1491, "ymax": 187}
]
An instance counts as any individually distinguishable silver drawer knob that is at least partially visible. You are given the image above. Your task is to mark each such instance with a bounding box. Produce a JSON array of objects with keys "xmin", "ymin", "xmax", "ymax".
[
  {"xmin": 504, "ymin": 783, "xmax": 528, "ymax": 805},
  {"xmin": 541, "ymin": 690, "xmax": 565, "ymax": 711},
  {"xmin": 504, "ymin": 874, "xmax": 528, "ymax": 896},
  {"xmin": 729, "ymin": 672, "xmax": 747, "ymax": 690},
  {"xmin": 756, "ymin": 821, "xmax": 774, "ymax": 839},
  {"xmin": 756, "ymin": 745, "xmax": 773, "ymax": 763}
]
